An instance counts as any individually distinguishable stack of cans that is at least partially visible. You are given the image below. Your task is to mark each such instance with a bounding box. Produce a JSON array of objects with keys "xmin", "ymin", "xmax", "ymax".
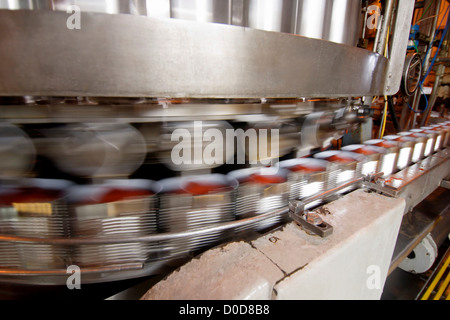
[
  {"xmin": 280, "ymin": 158, "xmax": 328, "ymax": 210},
  {"xmin": 228, "ymin": 168, "xmax": 289, "ymax": 232},
  {"xmin": 0, "ymin": 179, "xmax": 73, "ymax": 269},
  {"xmin": 363, "ymin": 140, "xmax": 399, "ymax": 177},
  {"xmin": 410, "ymin": 128, "xmax": 437, "ymax": 158},
  {"xmin": 398, "ymin": 131, "xmax": 427, "ymax": 163},
  {"xmin": 341, "ymin": 144, "xmax": 385, "ymax": 175},
  {"xmin": 67, "ymin": 180, "xmax": 159, "ymax": 267},
  {"xmin": 427, "ymin": 124, "xmax": 448, "ymax": 151},
  {"xmin": 158, "ymin": 174, "xmax": 236, "ymax": 257},
  {"xmin": 314, "ymin": 151, "xmax": 365, "ymax": 195},
  {"xmin": 382, "ymin": 135, "xmax": 415, "ymax": 170}
]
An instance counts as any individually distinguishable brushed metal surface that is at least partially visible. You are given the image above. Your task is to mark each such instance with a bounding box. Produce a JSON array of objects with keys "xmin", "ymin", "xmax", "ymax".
[
  {"xmin": 0, "ymin": 0, "xmax": 362, "ymax": 46},
  {"xmin": 168, "ymin": 0, "xmax": 362, "ymax": 46},
  {"xmin": 384, "ymin": 0, "xmax": 416, "ymax": 95},
  {"xmin": 0, "ymin": 10, "xmax": 388, "ymax": 99}
]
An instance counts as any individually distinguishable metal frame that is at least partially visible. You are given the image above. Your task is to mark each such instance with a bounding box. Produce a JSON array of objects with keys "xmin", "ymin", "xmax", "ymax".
[
  {"xmin": 384, "ymin": 0, "xmax": 417, "ymax": 95},
  {"xmin": 0, "ymin": 1, "xmax": 442, "ymax": 288},
  {"xmin": 0, "ymin": 10, "xmax": 388, "ymax": 99},
  {"xmin": 0, "ymin": 100, "xmax": 341, "ymax": 124}
]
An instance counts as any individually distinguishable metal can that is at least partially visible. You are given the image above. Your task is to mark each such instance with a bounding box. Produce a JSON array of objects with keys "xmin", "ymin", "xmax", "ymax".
[
  {"xmin": 364, "ymin": 139, "xmax": 400, "ymax": 177},
  {"xmin": 67, "ymin": 179, "xmax": 159, "ymax": 267},
  {"xmin": 228, "ymin": 167, "xmax": 289, "ymax": 232},
  {"xmin": 398, "ymin": 131, "xmax": 427, "ymax": 163},
  {"xmin": 341, "ymin": 144, "xmax": 385, "ymax": 175},
  {"xmin": 410, "ymin": 129, "xmax": 437, "ymax": 157},
  {"xmin": 382, "ymin": 135, "xmax": 416, "ymax": 170},
  {"xmin": 0, "ymin": 179, "xmax": 73, "ymax": 270},
  {"xmin": 314, "ymin": 150, "xmax": 365, "ymax": 194},
  {"xmin": 280, "ymin": 158, "xmax": 328, "ymax": 210},
  {"xmin": 158, "ymin": 174, "xmax": 236, "ymax": 257}
]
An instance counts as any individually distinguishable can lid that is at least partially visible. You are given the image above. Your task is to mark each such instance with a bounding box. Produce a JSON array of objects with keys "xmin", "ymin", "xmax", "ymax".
[
  {"xmin": 160, "ymin": 174, "xmax": 237, "ymax": 195},
  {"xmin": 182, "ymin": 181, "xmax": 231, "ymax": 195},
  {"xmin": 67, "ymin": 180, "xmax": 156, "ymax": 204},
  {"xmin": 314, "ymin": 150, "xmax": 365, "ymax": 163},
  {"xmin": 241, "ymin": 173, "xmax": 287, "ymax": 184},
  {"xmin": 342, "ymin": 144, "xmax": 385, "ymax": 155},
  {"xmin": 383, "ymin": 135, "xmax": 400, "ymax": 140},
  {"xmin": 0, "ymin": 179, "xmax": 73, "ymax": 206},
  {"xmin": 279, "ymin": 158, "xmax": 327, "ymax": 173},
  {"xmin": 364, "ymin": 139, "xmax": 397, "ymax": 148},
  {"xmin": 228, "ymin": 167, "xmax": 288, "ymax": 185}
]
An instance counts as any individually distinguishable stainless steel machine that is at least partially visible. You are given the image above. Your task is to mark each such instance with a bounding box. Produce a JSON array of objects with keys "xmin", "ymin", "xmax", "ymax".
[{"xmin": 0, "ymin": 0, "xmax": 449, "ymax": 300}]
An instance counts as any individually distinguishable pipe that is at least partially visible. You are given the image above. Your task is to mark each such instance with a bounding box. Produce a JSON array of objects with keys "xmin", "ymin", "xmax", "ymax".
[
  {"xmin": 373, "ymin": 15, "xmax": 384, "ymax": 53},
  {"xmin": 411, "ymin": 83, "xmax": 422, "ymax": 129},
  {"xmin": 421, "ymin": 63, "xmax": 445, "ymax": 126},
  {"xmin": 423, "ymin": 0, "xmax": 442, "ymax": 75},
  {"xmin": 376, "ymin": 0, "xmax": 395, "ymax": 56}
]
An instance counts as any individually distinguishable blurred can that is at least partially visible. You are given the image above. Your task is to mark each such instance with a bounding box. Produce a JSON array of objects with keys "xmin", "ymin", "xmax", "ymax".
[
  {"xmin": 158, "ymin": 174, "xmax": 236, "ymax": 257},
  {"xmin": 364, "ymin": 139, "xmax": 400, "ymax": 177},
  {"xmin": 36, "ymin": 123, "xmax": 147, "ymax": 178},
  {"xmin": 427, "ymin": 124, "xmax": 448, "ymax": 151},
  {"xmin": 314, "ymin": 150, "xmax": 365, "ymax": 194},
  {"xmin": 228, "ymin": 167, "xmax": 289, "ymax": 232},
  {"xmin": 383, "ymin": 135, "xmax": 415, "ymax": 170},
  {"xmin": 280, "ymin": 158, "xmax": 328, "ymax": 210},
  {"xmin": 410, "ymin": 128, "xmax": 437, "ymax": 157},
  {"xmin": 398, "ymin": 131, "xmax": 427, "ymax": 163},
  {"xmin": 341, "ymin": 144, "xmax": 385, "ymax": 175},
  {"xmin": 0, "ymin": 179, "xmax": 73, "ymax": 270},
  {"xmin": 67, "ymin": 179, "xmax": 159, "ymax": 267}
]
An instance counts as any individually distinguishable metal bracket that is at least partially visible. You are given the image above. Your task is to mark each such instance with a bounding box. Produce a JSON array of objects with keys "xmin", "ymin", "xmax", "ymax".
[
  {"xmin": 361, "ymin": 172, "xmax": 399, "ymax": 198},
  {"xmin": 289, "ymin": 202, "xmax": 333, "ymax": 238},
  {"xmin": 287, "ymin": 172, "xmax": 394, "ymax": 238}
]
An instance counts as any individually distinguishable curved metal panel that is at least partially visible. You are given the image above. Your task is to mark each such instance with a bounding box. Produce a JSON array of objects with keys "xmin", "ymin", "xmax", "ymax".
[
  {"xmin": 169, "ymin": 0, "xmax": 362, "ymax": 46},
  {"xmin": 0, "ymin": 10, "xmax": 388, "ymax": 99},
  {"xmin": 0, "ymin": 0, "xmax": 363, "ymax": 46}
]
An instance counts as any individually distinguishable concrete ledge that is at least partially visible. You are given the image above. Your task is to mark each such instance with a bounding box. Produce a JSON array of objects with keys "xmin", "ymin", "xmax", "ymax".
[
  {"xmin": 141, "ymin": 189, "xmax": 405, "ymax": 300},
  {"xmin": 140, "ymin": 241, "xmax": 284, "ymax": 300}
]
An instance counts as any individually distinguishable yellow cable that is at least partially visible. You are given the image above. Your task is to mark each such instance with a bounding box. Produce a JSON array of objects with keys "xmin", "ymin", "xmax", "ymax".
[
  {"xmin": 380, "ymin": 96, "xmax": 388, "ymax": 138},
  {"xmin": 384, "ymin": 26, "xmax": 390, "ymax": 57},
  {"xmin": 378, "ymin": 27, "xmax": 390, "ymax": 139},
  {"xmin": 421, "ymin": 254, "xmax": 450, "ymax": 300},
  {"xmin": 433, "ymin": 270, "xmax": 450, "ymax": 300}
]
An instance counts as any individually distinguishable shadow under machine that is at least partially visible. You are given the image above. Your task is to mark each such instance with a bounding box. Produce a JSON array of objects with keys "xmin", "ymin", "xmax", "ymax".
[{"xmin": 0, "ymin": 0, "xmax": 449, "ymax": 300}]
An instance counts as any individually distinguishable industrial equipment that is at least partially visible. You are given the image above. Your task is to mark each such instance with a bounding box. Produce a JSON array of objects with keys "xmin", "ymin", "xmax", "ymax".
[{"xmin": 0, "ymin": 0, "xmax": 449, "ymax": 301}]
